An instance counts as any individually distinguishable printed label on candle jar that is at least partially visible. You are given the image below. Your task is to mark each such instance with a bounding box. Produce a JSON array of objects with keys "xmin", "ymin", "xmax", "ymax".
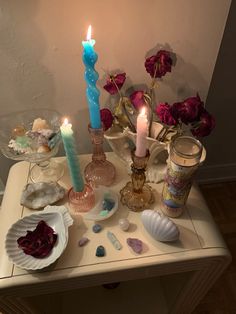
[{"xmin": 162, "ymin": 161, "xmax": 198, "ymax": 209}]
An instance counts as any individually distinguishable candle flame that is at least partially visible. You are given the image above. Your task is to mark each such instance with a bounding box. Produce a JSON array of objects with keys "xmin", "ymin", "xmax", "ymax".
[
  {"xmin": 86, "ymin": 25, "xmax": 92, "ymax": 41},
  {"xmin": 63, "ymin": 118, "xmax": 69, "ymax": 125}
]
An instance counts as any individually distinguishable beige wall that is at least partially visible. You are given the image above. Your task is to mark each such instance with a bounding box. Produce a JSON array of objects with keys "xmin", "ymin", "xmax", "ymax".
[{"xmin": 0, "ymin": 0, "xmax": 231, "ymax": 183}]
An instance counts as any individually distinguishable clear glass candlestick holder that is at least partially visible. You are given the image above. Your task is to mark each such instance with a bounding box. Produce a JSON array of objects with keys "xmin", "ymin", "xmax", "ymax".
[
  {"xmin": 84, "ymin": 125, "xmax": 116, "ymax": 187},
  {"xmin": 68, "ymin": 184, "xmax": 95, "ymax": 213},
  {"xmin": 120, "ymin": 149, "xmax": 154, "ymax": 212}
]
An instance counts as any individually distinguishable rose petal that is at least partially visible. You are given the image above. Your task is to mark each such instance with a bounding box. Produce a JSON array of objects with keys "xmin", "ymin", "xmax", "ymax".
[{"xmin": 17, "ymin": 220, "xmax": 58, "ymax": 258}]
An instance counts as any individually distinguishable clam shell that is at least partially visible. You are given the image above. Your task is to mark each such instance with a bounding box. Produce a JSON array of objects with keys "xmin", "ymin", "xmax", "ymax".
[
  {"xmin": 141, "ymin": 210, "xmax": 179, "ymax": 242},
  {"xmin": 20, "ymin": 182, "xmax": 66, "ymax": 209}
]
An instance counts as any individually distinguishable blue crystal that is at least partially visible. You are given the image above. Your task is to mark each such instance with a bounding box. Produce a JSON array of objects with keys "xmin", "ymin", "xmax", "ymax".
[
  {"xmin": 96, "ymin": 245, "xmax": 105, "ymax": 257},
  {"xmin": 92, "ymin": 224, "xmax": 102, "ymax": 233},
  {"xmin": 107, "ymin": 231, "xmax": 122, "ymax": 250},
  {"xmin": 102, "ymin": 198, "xmax": 115, "ymax": 211},
  {"xmin": 48, "ymin": 131, "xmax": 61, "ymax": 149}
]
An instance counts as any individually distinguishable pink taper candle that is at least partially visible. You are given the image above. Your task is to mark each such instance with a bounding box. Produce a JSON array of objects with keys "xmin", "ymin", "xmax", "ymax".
[{"xmin": 135, "ymin": 107, "xmax": 148, "ymax": 157}]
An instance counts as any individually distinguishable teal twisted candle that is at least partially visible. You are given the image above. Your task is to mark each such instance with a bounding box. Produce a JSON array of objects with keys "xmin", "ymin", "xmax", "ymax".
[
  {"xmin": 82, "ymin": 26, "xmax": 101, "ymax": 129},
  {"xmin": 60, "ymin": 119, "xmax": 84, "ymax": 192}
]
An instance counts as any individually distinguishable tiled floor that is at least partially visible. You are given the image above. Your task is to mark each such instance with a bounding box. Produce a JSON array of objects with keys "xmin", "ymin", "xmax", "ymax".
[{"xmin": 193, "ymin": 181, "xmax": 236, "ymax": 314}]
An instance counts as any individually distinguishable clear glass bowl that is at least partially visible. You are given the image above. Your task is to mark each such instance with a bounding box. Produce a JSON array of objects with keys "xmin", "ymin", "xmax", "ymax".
[{"xmin": 0, "ymin": 109, "xmax": 64, "ymax": 182}]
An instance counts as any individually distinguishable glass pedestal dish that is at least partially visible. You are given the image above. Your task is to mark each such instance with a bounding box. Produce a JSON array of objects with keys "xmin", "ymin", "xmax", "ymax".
[{"xmin": 0, "ymin": 109, "xmax": 64, "ymax": 183}]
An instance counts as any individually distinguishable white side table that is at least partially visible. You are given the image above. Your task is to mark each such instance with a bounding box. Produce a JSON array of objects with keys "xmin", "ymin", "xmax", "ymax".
[{"xmin": 0, "ymin": 153, "xmax": 231, "ymax": 314}]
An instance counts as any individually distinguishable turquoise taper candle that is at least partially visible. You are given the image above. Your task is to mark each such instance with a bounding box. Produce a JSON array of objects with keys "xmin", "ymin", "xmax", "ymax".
[
  {"xmin": 82, "ymin": 25, "xmax": 101, "ymax": 129},
  {"xmin": 60, "ymin": 118, "xmax": 84, "ymax": 192}
]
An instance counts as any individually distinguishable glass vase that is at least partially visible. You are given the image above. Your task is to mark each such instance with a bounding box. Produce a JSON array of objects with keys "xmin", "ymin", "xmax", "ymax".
[
  {"xmin": 161, "ymin": 135, "xmax": 203, "ymax": 217},
  {"xmin": 84, "ymin": 125, "xmax": 116, "ymax": 187},
  {"xmin": 120, "ymin": 149, "xmax": 154, "ymax": 211}
]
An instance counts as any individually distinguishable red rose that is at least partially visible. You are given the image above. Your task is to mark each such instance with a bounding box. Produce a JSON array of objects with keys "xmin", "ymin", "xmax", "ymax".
[
  {"xmin": 145, "ymin": 50, "xmax": 173, "ymax": 78},
  {"xmin": 191, "ymin": 110, "xmax": 215, "ymax": 137},
  {"xmin": 156, "ymin": 103, "xmax": 177, "ymax": 126},
  {"xmin": 100, "ymin": 108, "xmax": 114, "ymax": 131},
  {"xmin": 172, "ymin": 94, "xmax": 204, "ymax": 124},
  {"xmin": 103, "ymin": 73, "xmax": 126, "ymax": 95},
  {"xmin": 130, "ymin": 91, "xmax": 146, "ymax": 110}
]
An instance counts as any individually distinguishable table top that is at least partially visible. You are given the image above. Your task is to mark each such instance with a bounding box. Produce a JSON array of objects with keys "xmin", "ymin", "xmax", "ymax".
[{"xmin": 0, "ymin": 153, "xmax": 230, "ymax": 295}]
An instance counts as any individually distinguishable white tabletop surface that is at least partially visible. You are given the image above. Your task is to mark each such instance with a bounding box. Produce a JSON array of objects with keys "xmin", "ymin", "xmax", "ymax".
[{"xmin": 0, "ymin": 153, "xmax": 230, "ymax": 295}]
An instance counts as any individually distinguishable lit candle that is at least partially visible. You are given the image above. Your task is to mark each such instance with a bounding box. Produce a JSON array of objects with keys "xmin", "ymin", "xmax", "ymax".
[
  {"xmin": 82, "ymin": 25, "xmax": 101, "ymax": 129},
  {"xmin": 135, "ymin": 107, "xmax": 148, "ymax": 157},
  {"xmin": 60, "ymin": 118, "xmax": 84, "ymax": 192}
]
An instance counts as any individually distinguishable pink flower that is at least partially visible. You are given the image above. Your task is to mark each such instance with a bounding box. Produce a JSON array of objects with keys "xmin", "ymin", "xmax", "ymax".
[
  {"xmin": 156, "ymin": 103, "xmax": 177, "ymax": 126},
  {"xmin": 103, "ymin": 73, "xmax": 126, "ymax": 95},
  {"xmin": 145, "ymin": 50, "xmax": 173, "ymax": 78},
  {"xmin": 172, "ymin": 94, "xmax": 204, "ymax": 124},
  {"xmin": 191, "ymin": 110, "xmax": 215, "ymax": 137},
  {"xmin": 130, "ymin": 91, "xmax": 146, "ymax": 110},
  {"xmin": 100, "ymin": 108, "xmax": 114, "ymax": 131}
]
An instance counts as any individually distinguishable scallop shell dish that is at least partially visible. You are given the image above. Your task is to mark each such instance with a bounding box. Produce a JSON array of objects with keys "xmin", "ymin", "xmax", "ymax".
[{"xmin": 141, "ymin": 210, "xmax": 180, "ymax": 242}]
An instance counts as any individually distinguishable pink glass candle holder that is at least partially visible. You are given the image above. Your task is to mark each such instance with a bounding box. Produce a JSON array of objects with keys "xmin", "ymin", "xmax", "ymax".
[
  {"xmin": 120, "ymin": 149, "xmax": 154, "ymax": 212},
  {"xmin": 68, "ymin": 184, "xmax": 95, "ymax": 213},
  {"xmin": 84, "ymin": 125, "xmax": 116, "ymax": 187}
]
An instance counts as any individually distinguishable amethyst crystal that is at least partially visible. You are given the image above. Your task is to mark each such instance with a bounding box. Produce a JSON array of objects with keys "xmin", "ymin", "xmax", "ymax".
[{"xmin": 127, "ymin": 238, "xmax": 143, "ymax": 254}]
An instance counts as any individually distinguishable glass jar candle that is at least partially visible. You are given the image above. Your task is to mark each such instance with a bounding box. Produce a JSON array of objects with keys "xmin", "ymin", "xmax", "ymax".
[{"xmin": 161, "ymin": 136, "xmax": 203, "ymax": 217}]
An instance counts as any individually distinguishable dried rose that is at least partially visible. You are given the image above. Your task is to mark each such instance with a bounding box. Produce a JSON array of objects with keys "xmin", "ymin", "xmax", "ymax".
[
  {"xmin": 103, "ymin": 73, "xmax": 126, "ymax": 95},
  {"xmin": 145, "ymin": 50, "xmax": 172, "ymax": 78},
  {"xmin": 100, "ymin": 108, "xmax": 114, "ymax": 131},
  {"xmin": 17, "ymin": 220, "xmax": 57, "ymax": 258},
  {"xmin": 156, "ymin": 103, "xmax": 177, "ymax": 126},
  {"xmin": 172, "ymin": 94, "xmax": 204, "ymax": 124},
  {"xmin": 191, "ymin": 110, "xmax": 215, "ymax": 137},
  {"xmin": 130, "ymin": 91, "xmax": 146, "ymax": 110}
]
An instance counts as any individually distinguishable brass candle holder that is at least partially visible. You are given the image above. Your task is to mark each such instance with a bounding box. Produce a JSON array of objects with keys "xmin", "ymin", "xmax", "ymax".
[{"xmin": 120, "ymin": 149, "xmax": 154, "ymax": 211}]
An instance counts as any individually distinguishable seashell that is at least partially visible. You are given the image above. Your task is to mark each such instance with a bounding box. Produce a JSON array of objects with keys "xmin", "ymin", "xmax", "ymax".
[
  {"xmin": 20, "ymin": 182, "xmax": 66, "ymax": 210},
  {"xmin": 37, "ymin": 145, "xmax": 51, "ymax": 153},
  {"xmin": 5, "ymin": 206, "xmax": 73, "ymax": 270},
  {"xmin": 32, "ymin": 118, "xmax": 49, "ymax": 131},
  {"xmin": 141, "ymin": 210, "xmax": 179, "ymax": 242}
]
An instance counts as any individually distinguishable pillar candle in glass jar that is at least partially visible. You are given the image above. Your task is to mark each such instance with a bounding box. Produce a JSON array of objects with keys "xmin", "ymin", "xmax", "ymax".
[{"xmin": 162, "ymin": 136, "xmax": 203, "ymax": 218}]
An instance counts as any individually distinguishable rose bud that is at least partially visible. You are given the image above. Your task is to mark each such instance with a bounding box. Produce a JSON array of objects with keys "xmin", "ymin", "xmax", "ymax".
[
  {"xmin": 145, "ymin": 50, "xmax": 173, "ymax": 78},
  {"xmin": 156, "ymin": 102, "xmax": 177, "ymax": 126},
  {"xmin": 103, "ymin": 73, "xmax": 126, "ymax": 95},
  {"xmin": 191, "ymin": 109, "xmax": 216, "ymax": 137},
  {"xmin": 100, "ymin": 108, "xmax": 114, "ymax": 131}
]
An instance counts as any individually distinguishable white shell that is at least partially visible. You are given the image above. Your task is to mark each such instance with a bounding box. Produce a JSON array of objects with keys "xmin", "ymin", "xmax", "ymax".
[
  {"xmin": 141, "ymin": 210, "xmax": 179, "ymax": 242},
  {"xmin": 5, "ymin": 206, "xmax": 73, "ymax": 270},
  {"xmin": 20, "ymin": 182, "xmax": 66, "ymax": 209}
]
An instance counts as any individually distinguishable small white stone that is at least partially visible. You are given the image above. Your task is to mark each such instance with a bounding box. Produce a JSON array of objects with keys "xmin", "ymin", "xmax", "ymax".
[{"xmin": 119, "ymin": 218, "xmax": 130, "ymax": 231}]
